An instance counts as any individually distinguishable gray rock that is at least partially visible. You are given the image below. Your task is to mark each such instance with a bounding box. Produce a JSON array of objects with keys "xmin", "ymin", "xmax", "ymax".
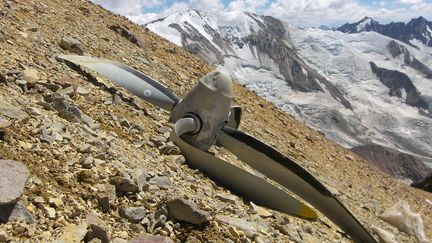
[
  {"xmin": 59, "ymin": 37, "xmax": 84, "ymax": 55},
  {"xmin": 129, "ymin": 235, "xmax": 174, "ymax": 243},
  {"xmin": 0, "ymin": 203, "xmax": 35, "ymax": 224},
  {"xmin": 40, "ymin": 128, "xmax": 55, "ymax": 143},
  {"xmin": 0, "ymin": 230, "xmax": 7, "ymax": 242},
  {"xmin": 51, "ymin": 95, "xmax": 98, "ymax": 129},
  {"xmin": 119, "ymin": 207, "xmax": 147, "ymax": 223},
  {"xmin": 113, "ymin": 175, "xmax": 139, "ymax": 193},
  {"xmin": 0, "ymin": 72, "xmax": 6, "ymax": 83},
  {"xmin": 133, "ymin": 169, "xmax": 150, "ymax": 192},
  {"xmin": 216, "ymin": 193, "xmax": 238, "ymax": 205},
  {"xmin": 0, "ymin": 160, "xmax": 29, "ymax": 205},
  {"xmin": 0, "ymin": 99, "xmax": 29, "ymax": 122},
  {"xmin": 55, "ymin": 223, "xmax": 88, "ymax": 243},
  {"xmin": 166, "ymin": 198, "xmax": 211, "ymax": 225},
  {"xmin": 97, "ymin": 184, "xmax": 116, "ymax": 212},
  {"xmin": 118, "ymin": 117, "xmax": 130, "ymax": 128},
  {"xmin": 149, "ymin": 176, "xmax": 171, "ymax": 189},
  {"xmin": 215, "ymin": 215, "xmax": 258, "ymax": 238},
  {"xmin": 0, "ymin": 115, "xmax": 11, "ymax": 129},
  {"xmin": 86, "ymin": 213, "xmax": 110, "ymax": 243}
]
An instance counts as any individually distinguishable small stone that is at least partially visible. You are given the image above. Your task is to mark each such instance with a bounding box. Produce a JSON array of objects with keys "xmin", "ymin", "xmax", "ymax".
[
  {"xmin": 0, "ymin": 99, "xmax": 29, "ymax": 122},
  {"xmin": 40, "ymin": 128, "xmax": 54, "ymax": 143},
  {"xmin": 59, "ymin": 37, "xmax": 84, "ymax": 55},
  {"xmin": 56, "ymin": 223, "xmax": 88, "ymax": 243},
  {"xmin": 216, "ymin": 193, "xmax": 237, "ymax": 205},
  {"xmin": 149, "ymin": 176, "xmax": 171, "ymax": 189},
  {"xmin": 16, "ymin": 79, "xmax": 28, "ymax": 92},
  {"xmin": 23, "ymin": 68, "xmax": 39, "ymax": 87},
  {"xmin": 112, "ymin": 175, "xmax": 139, "ymax": 193},
  {"xmin": 0, "ymin": 230, "xmax": 7, "ymax": 242},
  {"xmin": 97, "ymin": 188, "xmax": 115, "ymax": 213},
  {"xmin": 0, "ymin": 72, "xmax": 6, "ymax": 83},
  {"xmin": 45, "ymin": 206, "xmax": 56, "ymax": 219},
  {"xmin": 0, "ymin": 116, "xmax": 11, "ymax": 129},
  {"xmin": 86, "ymin": 213, "xmax": 110, "ymax": 243},
  {"xmin": 166, "ymin": 198, "xmax": 211, "ymax": 225},
  {"xmin": 49, "ymin": 197, "xmax": 64, "ymax": 208},
  {"xmin": 229, "ymin": 226, "xmax": 241, "ymax": 238},
  {"xmin": 82, "ymin": 156, "xmax": 94, "ymax": 168},
  {"xmin": 129, "ymin": 235, "xmax": 174, "ymax": 243},
  {"xmin": 256, "ymin": 206, "xmax": 272, "ymax": 218},
  {"xmin": 0, "ymin": 160, "xmax": 29, "ymax": 205},
  {"xmin": 119, "ymin": 207, "xmax": 147, "ymax": 223},
  {"xmin": 118, "ymin": 117, "xmax": 130, "ymax": 128},
  {"xmin": 78, "ymin": 170, "xmax": 96, "ymax": 184},
  {"xmin": 0, "ymin": 203, "xmax": 35, "ymax": 224},
  {"xmin": 216, "ymin": 215, "xmax": 258, "ymax": 238},
  {"xmin": 133, "ymin": 169, "xmax": 150, "ymax": 192}
]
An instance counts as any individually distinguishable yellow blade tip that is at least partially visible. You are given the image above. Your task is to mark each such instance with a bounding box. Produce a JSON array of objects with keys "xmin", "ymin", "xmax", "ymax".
[{"xmin": 299, "ymin": 203, "xmax": 318, "ymax": 219}]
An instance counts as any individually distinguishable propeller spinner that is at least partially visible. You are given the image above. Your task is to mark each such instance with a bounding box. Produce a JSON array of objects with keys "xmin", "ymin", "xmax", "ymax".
[{"xmin": 57, "ymin": 55, "xmax": 377, "ymax": 243}]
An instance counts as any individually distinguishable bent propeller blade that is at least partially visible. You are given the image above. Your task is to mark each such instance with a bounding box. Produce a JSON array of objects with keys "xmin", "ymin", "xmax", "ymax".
[
  {"xmin": 171, "ymin": 117, "xmax": 317, "ymax": 219},
  {"xmin": 218, "ymin": 126, "xmax": 376, "ymax": 243},
  {"xmin": 57, "ymin": 55, "xmax": 180, "ymax": 111}
]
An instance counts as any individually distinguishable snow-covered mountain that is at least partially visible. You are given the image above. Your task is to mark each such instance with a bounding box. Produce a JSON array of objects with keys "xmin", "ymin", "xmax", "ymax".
[
  {"xmin": 337, "ymin": 16, "xmax": 432, "ymax": 53},
  {"xmin": 146, "ymin": 10, "xmax": 432, "ymax": 177}
]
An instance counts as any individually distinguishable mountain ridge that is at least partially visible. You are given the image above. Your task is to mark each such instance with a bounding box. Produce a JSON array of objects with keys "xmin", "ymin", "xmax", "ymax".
[
  {"xmin": 337, "ymin": 16, "xmax": 432, "ymax": 51},
  {"xmin": 147, "ymin": 10, "xmax": 432, "ymax": 179}
]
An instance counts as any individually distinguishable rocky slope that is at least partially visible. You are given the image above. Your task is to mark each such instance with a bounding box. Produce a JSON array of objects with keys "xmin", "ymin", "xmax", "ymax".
[{"xmin": 0, "ymin": 0, "xmax": 431, "ymax": 242}]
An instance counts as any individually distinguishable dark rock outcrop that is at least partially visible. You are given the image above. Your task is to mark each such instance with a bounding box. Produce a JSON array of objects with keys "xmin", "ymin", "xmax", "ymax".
[
  {"xmin": 338, "ymin": 16, "xmax": 432, "ymax": 49},
  {"xmin": 386, "ymin": 40, "xmax": 432, "ymax": 78},
  {"xmin": 369, "ymin": 62, "xmax": 430, "ymax": 113},
  {"xmin": 351, "ymin": 144, "xmax": 432, "ymax": 182},
  {"xmin": 411, "ymin": 173, "xmax": 432, "ymax": 192}
]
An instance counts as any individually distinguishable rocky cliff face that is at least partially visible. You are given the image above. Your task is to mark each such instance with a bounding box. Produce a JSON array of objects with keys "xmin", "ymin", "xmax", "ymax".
[
  {"xmin": 351, "ymin": 144, "xmax": 432, "ymax": 182},
  {"xmin": 0, "ymin": 1, "xmax": 431, "ymax": 242},
  {"xmin": 337, "ymin": 16, "xmax": 432, "ymax": 50}
]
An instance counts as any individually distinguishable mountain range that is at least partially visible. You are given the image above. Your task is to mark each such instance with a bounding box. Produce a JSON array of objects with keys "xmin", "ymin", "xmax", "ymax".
[
  {"xmin": 146, "ymin": 11, "xmax": 432, "ymax": 184},
  {"xmin": 337, "ymin": 16, "xmax": 432, "ymax": 51}
]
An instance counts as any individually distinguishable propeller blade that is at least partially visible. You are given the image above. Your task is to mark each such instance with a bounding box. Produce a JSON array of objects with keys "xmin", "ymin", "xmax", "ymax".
[
  {"xmin": 227, "ymin": 106, "xmax": 242, "ymax": 129},
  {"xmin": 57, "ymin": 55, "xmax": 180, "ymax": 111},
  {"xmin": 218, "ymin": 126, "xmax": 376, "ymax": 243},
  {"xmin": 171, "ymin": 117, "xmax": 317, "ymax": 219}
]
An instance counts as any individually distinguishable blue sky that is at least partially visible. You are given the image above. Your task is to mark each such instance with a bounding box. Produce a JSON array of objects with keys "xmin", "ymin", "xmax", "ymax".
[{"xmin": 93, "ymin": 0, "xmax": 432, "ymax": 27}]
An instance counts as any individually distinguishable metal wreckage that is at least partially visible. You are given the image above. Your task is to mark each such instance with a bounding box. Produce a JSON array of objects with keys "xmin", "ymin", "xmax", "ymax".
[{"xmin": 57, "ymin": 55, "xmax": 377, "ymax": 243}]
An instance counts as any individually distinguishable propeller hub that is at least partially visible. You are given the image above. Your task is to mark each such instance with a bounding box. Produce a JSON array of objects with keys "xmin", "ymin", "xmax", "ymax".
[{"xmin": 169, "ymin": 71, "xmax": 232, "ymax": 151}]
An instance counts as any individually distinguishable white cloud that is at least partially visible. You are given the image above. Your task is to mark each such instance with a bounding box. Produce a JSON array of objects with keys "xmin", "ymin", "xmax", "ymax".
[
  {"xmin": 93, "ymin": 0, "xmax": 432, "ymax": 27},
  {"xmin": 93, "ymin": 0, "xmax": 166, "ymax": 15},
  {"xmin": 265, "ymin": 0, "xmax": 432, "ymax": 26},
  {"xmin": 226, "ymin": 0, "xmax": 269, "ymax": 13},
  {"xmin": 398, "ymin": 0, "xmax": 423, "ymax": 4}
]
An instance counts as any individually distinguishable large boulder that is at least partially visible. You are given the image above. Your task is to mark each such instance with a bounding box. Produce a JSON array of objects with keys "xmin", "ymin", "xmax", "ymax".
[{"xmin": 0, "ymin": 160, "xmax": 29, "ymax": 205}]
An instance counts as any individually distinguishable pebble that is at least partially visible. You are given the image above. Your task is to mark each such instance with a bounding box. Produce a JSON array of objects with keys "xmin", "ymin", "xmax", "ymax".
[
  {"xmin": 86, "ymin": 213, "xmax": 110, "ymax": 243},
  {"xmin": 0, "ymin": 99, "xmax": 29, "ymax": 122},
  {"xmin": 119, "ymin": 207, "xmax": 147, "ymax": 223},
  {"xmin": 55, "ymin": 223, "xmax": 88, "ymax": 243},
  {"xmin": 45, "ymin": 206, "xmax": 57, "ymax": 219},
  {"xmin": 0, "ymin": 160, "xmax": 29, "ymax": 205},
  {"xmin": 0, "ymin": 203, "xmax": 35, "ymax": 224},
  {"xmin": 129, "ymin": 235, "xmax": 174, "ymax": 243},
  {"xmin": 149, "ymin": 176, "xmax": 171, "ymax": 189},
  {"xmin": 216, "ymin": 215, "xmax": 258, "ymax": 238},
  {"xmin": 59, "ymin": 37, "xmax": 84, "ymax": 55},
  {"xmin": 166, "ymin": 198, "xmax": 211, "ymax": 225},
  {"xmin": 0, "ymin": 230, "xmax": 7, "ymax": 242}
]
